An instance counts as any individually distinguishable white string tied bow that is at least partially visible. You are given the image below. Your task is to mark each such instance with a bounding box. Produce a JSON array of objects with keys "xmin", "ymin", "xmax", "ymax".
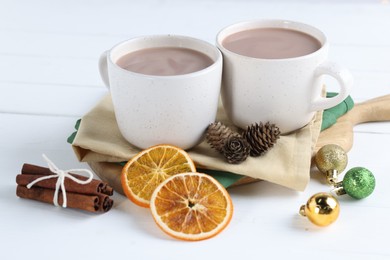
[{"xmin": 26, "ymin": 154, "xmax": 94, "ymax": 208}]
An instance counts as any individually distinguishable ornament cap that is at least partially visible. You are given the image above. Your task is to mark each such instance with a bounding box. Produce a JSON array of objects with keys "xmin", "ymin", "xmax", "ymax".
[
  {"xmin": 333, "ymin": 187, "xmax": 347, "ymax": 196},
  {"xmin": 325, "ymin": 169, "xmax": 339, "ymax": 185},
  {"xmin": 299, "ymin": 205, "xmax": 306, "ymax": 217}
]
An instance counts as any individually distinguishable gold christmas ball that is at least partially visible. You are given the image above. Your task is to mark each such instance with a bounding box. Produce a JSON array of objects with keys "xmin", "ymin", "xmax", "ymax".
[
  {"xmin": 300, "ymin": 192, "xmax": 340, "ymax": 227},
  {"xmin": 315, "ymin": 144, "xmax": 348, "ymax": 184}
]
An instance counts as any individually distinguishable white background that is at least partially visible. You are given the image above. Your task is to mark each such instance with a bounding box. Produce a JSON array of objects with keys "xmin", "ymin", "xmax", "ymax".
[{"xmin": 1, "ymin": 0, "xmax": 390, "ymax": 259}]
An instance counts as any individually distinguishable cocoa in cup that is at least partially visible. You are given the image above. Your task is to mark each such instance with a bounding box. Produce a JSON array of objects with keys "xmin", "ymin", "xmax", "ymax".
[
  {"xmin": 216, "ymin": 20, "xmax": 353, "ymax": 134},
  {"xmin": 99, "ymin": 35, "xmax": 222, "ymax": 149}
]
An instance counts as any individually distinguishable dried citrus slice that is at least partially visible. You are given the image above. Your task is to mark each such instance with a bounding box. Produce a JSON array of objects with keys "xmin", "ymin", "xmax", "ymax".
[
  {"xmin": 150, "ymin": 172, "xmax": 233, "ymax": 241},
  {"xmin": 121, "ymin": 145, "xmax": 196, "ymax": 208}
]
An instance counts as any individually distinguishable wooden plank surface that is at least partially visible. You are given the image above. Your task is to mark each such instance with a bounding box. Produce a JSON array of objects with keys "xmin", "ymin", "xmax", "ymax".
[{"xmin": 1, "ymin": 1, "xmax": 390, "ymax": 259}]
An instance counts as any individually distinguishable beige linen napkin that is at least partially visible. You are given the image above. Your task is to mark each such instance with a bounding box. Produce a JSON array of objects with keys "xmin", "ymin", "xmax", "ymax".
[{"xmin": 72, "ymin": 94, "xmax": 322, "ymax": 191}]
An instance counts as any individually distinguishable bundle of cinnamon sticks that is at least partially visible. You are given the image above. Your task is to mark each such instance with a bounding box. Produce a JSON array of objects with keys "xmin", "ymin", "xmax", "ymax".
[{"xmin": 16, "ymin": 163, "xmax": 114, "ymax": 213}]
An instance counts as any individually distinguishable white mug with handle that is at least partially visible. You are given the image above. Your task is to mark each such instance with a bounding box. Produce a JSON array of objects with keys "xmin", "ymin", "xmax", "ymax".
[
  {"xmin": 216, "ymin": 20, "xmax": 353, "ymax": 134},
  {"xmin": 99, "ymin": 35, "xmax": 223, "ymax": 149}
]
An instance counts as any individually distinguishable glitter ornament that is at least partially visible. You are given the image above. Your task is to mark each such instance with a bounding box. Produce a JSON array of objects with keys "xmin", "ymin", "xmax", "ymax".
[
  {"xmin": 333, "ymin": 167, "xmax": 375, "ymax": 199},
  {"xmin": 315, "ymin": 144, "xmax": 348, "ymax": 185},
  {"xmin": 299, "ymin": 192, "xmax": 340, "ymax": 227}
]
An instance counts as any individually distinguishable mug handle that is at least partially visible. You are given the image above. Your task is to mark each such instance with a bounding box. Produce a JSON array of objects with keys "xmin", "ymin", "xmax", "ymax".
[
  {"xmin": 310, "ymin": 61, "xmax": 353, "ymax": 111},
  {"xmin": 98, "ymin": 50, "xmax": 110, "ymax": 89}
]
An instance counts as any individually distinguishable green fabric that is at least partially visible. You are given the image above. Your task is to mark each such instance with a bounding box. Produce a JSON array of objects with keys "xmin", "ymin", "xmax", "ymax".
[
  {"xmin": 321, "ymin": 92, "xmax": 354, "ymax": 131},
  {"xmin": 194, "ymin": 169, "xmax": 243, "ymax": 187},
  {"xmin": 67, "ymin": 119, "xmax": 81, "ymax": 144},
  {"xmin": 116, "ymin": 161, "xmax": 240, "ymax": 187},
  {"xmin": 68, "ymin": 93, "xmax": 354, "ymax": 188}
]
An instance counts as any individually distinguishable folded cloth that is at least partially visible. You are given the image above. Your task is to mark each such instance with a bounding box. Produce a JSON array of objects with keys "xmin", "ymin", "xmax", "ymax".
[{"xmin": 70, "ymin": 94, "xmax": 322, "ymax": 191}]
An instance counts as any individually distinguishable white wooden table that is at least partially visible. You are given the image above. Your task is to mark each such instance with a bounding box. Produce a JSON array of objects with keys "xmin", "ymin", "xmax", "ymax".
[{"xmin": 1, "ymin": 1, "xmax": 390, "ymax": 259}]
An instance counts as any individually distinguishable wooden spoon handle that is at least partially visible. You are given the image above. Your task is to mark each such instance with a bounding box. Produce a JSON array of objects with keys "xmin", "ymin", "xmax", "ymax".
[{"xmin": 349, "ymin": 94, "xmax": 390, "ymax": 125}]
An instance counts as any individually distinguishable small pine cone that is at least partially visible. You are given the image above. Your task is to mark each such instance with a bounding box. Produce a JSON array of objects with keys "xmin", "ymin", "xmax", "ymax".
[
  {"xmin": 222, "ymin": 135, "xmax": 251, "ymax": 164},
  {"xmin": 243, "ymin": 122, "xmax": 281, "ymax": 157},
  {"xmin": 206, "ymin": 122, "xmax": 240, "ymax": 153}
]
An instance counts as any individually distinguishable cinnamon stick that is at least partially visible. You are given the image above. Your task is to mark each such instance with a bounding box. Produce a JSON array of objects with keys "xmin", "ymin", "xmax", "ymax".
[
  {"xmin": 17, "ymin": 163, "xmax": 115, "ymax": 213},
  {"xmin": 100, "ymin": 194, "xmax": 114, "ymax": 212},
  {"xmin": 21, "ymin": 163, "xmax": 113, "ymax": 196},
  {"xmin": 16, "ymin": 174, "xmax": 104, "ymax": 196},
  {"xmin": 17, "ymin": 185, "xmax": 100, "ymax": 212},
  {"xmin": 103, "ymin": 186, "xmax": 114, "ymax": 196}
]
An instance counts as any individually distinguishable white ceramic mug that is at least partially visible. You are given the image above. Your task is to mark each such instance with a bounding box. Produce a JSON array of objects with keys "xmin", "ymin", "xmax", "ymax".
[
  {"xmin": 216, "ymin": 20, "xmax": 353, "ymax": 134},
  {"xmin": 99, "ymin": 35, "xmax": 223, "ymax": 149}
]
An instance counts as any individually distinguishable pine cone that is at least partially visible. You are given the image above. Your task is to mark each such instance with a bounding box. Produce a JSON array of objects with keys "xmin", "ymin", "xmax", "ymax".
[
  {"xmin": 243, "ymin": 122, "xmax": 281, "ymax": 157},
  {"xmin": 206, "ymin": 122, "xmax": 240, "ymax": 153},
  {"xmin": 222, "ymin": 135, "xmax": 251, "ymax": 164}
]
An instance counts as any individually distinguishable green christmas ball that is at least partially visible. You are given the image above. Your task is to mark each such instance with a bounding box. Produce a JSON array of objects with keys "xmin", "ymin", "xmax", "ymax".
[{"xmin": 343, "ymin": 167, "xmax": 375, "ymax": 199}]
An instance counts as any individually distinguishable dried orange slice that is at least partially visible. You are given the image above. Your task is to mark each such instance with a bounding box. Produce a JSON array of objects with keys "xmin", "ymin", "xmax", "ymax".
[
  {"xmin": 150, "ymin": 172, "xmax": 233, "ymax": 241},
  {"xmin": 121, "ymin": 145, "xmax": 196, "ymax": 208}
]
